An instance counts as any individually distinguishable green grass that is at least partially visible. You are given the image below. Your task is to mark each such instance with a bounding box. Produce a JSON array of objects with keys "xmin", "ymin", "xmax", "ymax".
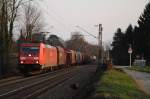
[
  {"xmin": 129, "ymin": 66, "xmax": 150, "ymax": 73},
  {"xmin": 94, "ymin": 69, "xmax": 150, "ymax": 99}
]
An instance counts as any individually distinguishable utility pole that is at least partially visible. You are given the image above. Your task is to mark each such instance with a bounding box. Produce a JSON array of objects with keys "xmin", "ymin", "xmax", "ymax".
[
  {"xmin": 98, "ymin": 24, "xmax": 103, "ymax": 65},
  {"xmin": 76, "ymin": 25, "xmax": 103, "ymax": 65}
]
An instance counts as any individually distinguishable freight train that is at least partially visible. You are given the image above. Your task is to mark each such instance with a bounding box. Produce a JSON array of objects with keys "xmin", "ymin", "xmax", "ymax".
[{"xmin": 18, "ymin": 42, "xmax": 89, "ymax": 75}]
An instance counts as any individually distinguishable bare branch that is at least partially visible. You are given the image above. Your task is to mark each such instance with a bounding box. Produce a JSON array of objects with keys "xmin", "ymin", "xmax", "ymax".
[{"xmin": 19, "ymin": 3, "xmax": 44, "ymax": 40}]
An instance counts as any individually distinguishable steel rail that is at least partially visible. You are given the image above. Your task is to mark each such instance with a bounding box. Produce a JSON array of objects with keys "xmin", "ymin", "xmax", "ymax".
[{"xmin": 0, "ymin": 68, "xmax": 78, "ymax": 99}]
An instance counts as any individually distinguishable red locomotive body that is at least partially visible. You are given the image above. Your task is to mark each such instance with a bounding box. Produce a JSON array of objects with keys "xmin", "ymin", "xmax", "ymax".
[
  {"xmin": 42, "ymin": 44, "xmax": 58, "ymax": 69},
  {"xmin": 19, "ymin": 43, "xmax": 58, "ymax": 73}
]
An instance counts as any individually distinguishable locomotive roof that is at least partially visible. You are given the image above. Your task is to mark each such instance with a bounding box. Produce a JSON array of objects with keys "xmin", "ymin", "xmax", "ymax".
[
  {"xmin": 19, "ymin": 43, "xmax": 41, "ymax": 47},
  {"xmin": 20, "ymin": 43, "xmax": 58, "ymax": 49}
]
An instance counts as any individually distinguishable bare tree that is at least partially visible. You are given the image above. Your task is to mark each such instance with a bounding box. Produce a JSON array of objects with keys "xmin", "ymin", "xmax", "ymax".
[
  {"xmin": 0, "ymin": 0, "xmax": 32, "ymax": 74},
  {"xmin": 19, "ymin": 3, "xmax": 44, "ymax": 41},
  {"xmin": 66, "ymin": 31, "xmax": 99, "ymax": 56},
  {"xmin": 66, "ymin": 32, "xmax": 85, "ymax": 52}
]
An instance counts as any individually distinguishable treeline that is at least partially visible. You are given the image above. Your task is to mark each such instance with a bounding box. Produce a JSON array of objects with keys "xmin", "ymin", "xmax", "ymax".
[
  {"xmin": 111, "ymin": 1, "xmax": 150, "ymax": 65},
  {"xmin": 66, "ymin": 31, "xmax": 99, "ymax": 57},
  {"xmin": 0, "ymin": 0, "xmax": 43, "ymax": 75}
]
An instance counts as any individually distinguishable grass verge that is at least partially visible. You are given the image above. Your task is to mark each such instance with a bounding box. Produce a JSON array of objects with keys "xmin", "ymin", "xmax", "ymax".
[
  {"xmin": 129, "ymin": 66, "xmax": 150, "ymax": 73},
  {"xmin": 94, "ymin": 69, "xmax": 150, "ymax": 99}
]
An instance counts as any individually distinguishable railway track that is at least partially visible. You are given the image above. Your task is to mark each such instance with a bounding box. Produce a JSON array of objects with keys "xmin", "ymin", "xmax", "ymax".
[
  {"xmin": 36, "ymin": 65, "xmax": 98, "ymax": 99},
  {"xmin": 0, "ymin": 67, "xmax": 73, "ymax": 88},
  {"xmin": 0, "ymin": 76, "xmax": 23, "ymax": 85},
  {"xmin": 0, "ymin": 66, "xmax": 79, "ymax": 99}
]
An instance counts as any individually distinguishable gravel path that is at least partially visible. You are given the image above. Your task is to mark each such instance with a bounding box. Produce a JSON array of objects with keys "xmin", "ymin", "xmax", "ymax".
[{"xmin": 124, "ymin": 69, "xmax": 150, "ymax": 95}]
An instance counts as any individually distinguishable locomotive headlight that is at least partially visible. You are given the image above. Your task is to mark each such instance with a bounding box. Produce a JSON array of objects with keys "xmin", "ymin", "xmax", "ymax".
[
  {"xmin": 36, "ymin": 61, "xmax": 39, "ymax": 64},
  {"xmin": 20, "ymin": 61, "xmax": 24, "ymax": 64},
  {"xmin": 34, "ymin": 57, "xmax": 39, "ymax": 60},
  {"xmin": 20, "ymin": 57, "xmax": 26, "ymax": 60}
]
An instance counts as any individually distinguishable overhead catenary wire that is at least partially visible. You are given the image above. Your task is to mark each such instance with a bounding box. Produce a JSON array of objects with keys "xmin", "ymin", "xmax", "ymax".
[
  {"xmin": 76, "ymin": 26, "xmax": 97, "ymax": 39},
  {"xmin": 34, "ymin": 0, "xmax": 72, "ymax": 33}
]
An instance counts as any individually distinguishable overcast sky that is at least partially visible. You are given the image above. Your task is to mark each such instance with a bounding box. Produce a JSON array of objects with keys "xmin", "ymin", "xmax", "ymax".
[{"xmin": 37, "ymin": 0, "xmax": 149, "ymax": 44}]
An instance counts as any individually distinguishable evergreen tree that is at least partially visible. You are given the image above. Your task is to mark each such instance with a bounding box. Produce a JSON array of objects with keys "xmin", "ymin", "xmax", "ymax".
[
  {"xmin": 112, "ymin": 28, "xmax": 128, "ymax": 65},
  {"xmin": 125, "ymin": 24, "xmax": 134, "ymax": 45},
  {"xmin": 132, "ymin": 26, "xmax": 143, "ymax": 58},
  {"xmin": 112, "ymin": 2, "xmax": 150, "ymax": 65},
  {"xmin": 137, "ymin": 1, "xmax": 150, "ymax": 64}
]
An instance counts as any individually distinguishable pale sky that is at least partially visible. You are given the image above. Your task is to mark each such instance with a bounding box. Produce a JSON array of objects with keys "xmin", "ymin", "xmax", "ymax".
[{"xmin": 37, "ymin": 0, "xmax": 149, "ymax": 44}]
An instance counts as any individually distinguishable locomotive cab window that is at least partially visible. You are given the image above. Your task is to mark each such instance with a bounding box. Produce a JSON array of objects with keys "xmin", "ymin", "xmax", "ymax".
[{"xmin": 20, "ymin": 47, "xmax": 39, "ymax": 53}]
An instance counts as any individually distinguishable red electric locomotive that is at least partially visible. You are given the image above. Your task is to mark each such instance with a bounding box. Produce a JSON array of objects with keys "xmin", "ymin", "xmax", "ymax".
[{"xmin": 18, "ymin": 43, "xmax": 58, "ymax": 74}]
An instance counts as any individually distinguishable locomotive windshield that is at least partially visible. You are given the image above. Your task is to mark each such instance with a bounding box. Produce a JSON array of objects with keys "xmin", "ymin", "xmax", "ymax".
[{"xmin": 21, "ymin": 47, "xmax": 39, "ymax": 54}]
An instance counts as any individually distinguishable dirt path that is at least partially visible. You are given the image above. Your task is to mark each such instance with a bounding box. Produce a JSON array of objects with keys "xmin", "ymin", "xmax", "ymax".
[{"xmin": 124, "ymin": 69, "xmax": 150, "ymax": 95}]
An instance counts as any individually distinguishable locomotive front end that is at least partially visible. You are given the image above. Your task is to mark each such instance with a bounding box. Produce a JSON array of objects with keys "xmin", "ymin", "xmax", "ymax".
[
  {"xmin": 19, "ymin": 46, "xmax": 40, "ymax": 65},
  {"xmin": 18, "ymin": 43, "xmax": 41, "ymax": 74}
]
